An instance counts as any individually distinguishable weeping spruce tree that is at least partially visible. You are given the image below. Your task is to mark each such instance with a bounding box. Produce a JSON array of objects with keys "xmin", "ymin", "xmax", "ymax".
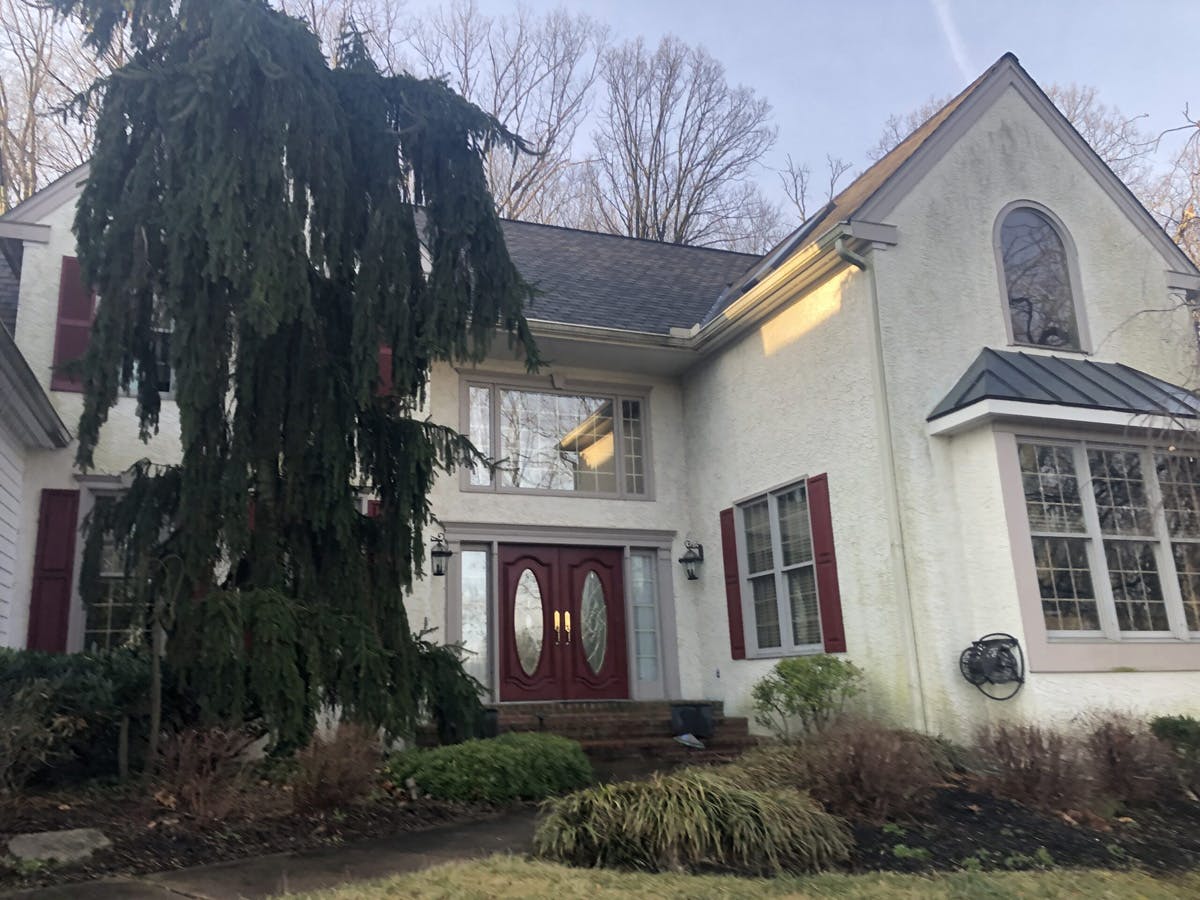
[{"xmin": 62, "ymin": 0, "xmax": 537, "ymax": 748}]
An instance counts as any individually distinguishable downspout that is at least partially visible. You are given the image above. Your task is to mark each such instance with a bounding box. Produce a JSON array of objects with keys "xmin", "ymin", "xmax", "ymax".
[{"xmin": 836, "ymin": 235, "xmax": 931, "ymax": 733}]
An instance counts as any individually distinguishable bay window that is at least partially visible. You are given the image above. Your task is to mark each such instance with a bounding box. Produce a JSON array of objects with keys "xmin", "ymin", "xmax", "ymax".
[{"xmin": 1018, "ymin": 439, "xmax": 1200, "ymax": 641}]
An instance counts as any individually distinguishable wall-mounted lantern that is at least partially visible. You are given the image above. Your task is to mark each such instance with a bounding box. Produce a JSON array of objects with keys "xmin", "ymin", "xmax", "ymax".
[
  {"xmin": 678, "ymin": 541, "xmax": 704, "ymax": 580},
  {"xmin": 430, "ymin": 533, "xmax": 453, "ymax": 577}
]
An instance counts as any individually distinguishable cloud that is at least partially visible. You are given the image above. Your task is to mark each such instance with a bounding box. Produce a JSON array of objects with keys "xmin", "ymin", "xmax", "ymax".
[{"xmin": 930, "ymin": 0, "xmax": 974, "ymax": 82}]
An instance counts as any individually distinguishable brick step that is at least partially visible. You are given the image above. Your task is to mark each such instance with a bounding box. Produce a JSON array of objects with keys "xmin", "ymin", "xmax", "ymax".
[
  {"xmin": 491, "ymin": 700, "xmax": 725, "ymax": 718},
  {"xmin": 578, "ymin": 734, "xmax": 760, "ymax": 762},
  {"xmin": 498, "ymin": 715, "xmax": 750, "ymax": 741}
]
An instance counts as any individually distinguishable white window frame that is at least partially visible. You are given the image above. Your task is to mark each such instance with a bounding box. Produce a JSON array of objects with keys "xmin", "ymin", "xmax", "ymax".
[
  {"xmin": 459, "ymin": 375, "xmax": 653, "ymax": 500},
  {"xmin": 1017, "ymin": 436, "xmax": 1200, "ymax": 643},
  {"xmin": 735, "ymin": 477, "xmax": 824, "ymax": 659}
]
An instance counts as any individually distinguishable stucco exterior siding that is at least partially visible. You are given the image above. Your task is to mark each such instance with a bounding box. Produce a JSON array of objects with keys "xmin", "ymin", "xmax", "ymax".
[
  {"xmin": 679, "ymin": 267, "xmax": 914, "ymax": 727},
  {"xmin": 873, "ymin": 85, "xmax": 1200, "ymax": 737}
]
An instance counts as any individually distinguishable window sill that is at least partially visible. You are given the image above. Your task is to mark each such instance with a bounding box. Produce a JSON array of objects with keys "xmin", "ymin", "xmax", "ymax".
[
  {"xmin": 1027, "ymin": 635, "xmax": 1200, "ymax": 673},
  {"xmin": 743, "ymin": 645, "xmax": 831, "ymax": 661},
  {"xmin": 460, "ymin": 483, "xmax": 655, "ymax": 502}
]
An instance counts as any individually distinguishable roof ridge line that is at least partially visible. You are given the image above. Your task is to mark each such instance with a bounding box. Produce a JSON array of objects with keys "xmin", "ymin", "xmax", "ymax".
[{"xmin": 498, "ymin": 216, "xmax": 764, "ymax": 260}]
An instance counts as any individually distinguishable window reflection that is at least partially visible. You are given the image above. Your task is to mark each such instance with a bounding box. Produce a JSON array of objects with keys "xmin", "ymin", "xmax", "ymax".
[{"xmin": 1000, "ymin": 208, "xmax": 1080, "ymax": 349}]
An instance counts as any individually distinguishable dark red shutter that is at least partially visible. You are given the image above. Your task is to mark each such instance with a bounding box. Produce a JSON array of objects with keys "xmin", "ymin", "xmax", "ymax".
[
  {"xmin": 376, "ymin": 346, "xmax": 394, "ymax": 396},
  {"xmin": 26, "ymin": 489, "xmax": 80, "ymax": 652},
  {"xmin": 366, "ymin": 499, "xmax": 381, "ymax": 517},
  {"xmin": 719, "ymin": 507, "xmax": 746, "ymax": 660},
  {"xmin": 50, "ymin": 257, "xmax": 95, "ymax": 392},
  {"xmin": 807, "ymin": 473, "xmax": 847, "ymax": 653}
]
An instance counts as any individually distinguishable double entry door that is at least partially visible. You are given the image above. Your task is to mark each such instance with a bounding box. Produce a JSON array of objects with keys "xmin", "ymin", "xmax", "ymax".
[{"xmin": 498, "ymin": 545, "xmax": 629, "ymax": 702}]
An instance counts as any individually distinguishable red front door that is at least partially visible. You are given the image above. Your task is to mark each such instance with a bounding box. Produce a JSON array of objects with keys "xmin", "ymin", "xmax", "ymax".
[{"xmin": 498, "ymin": 545, "xmax": 629, "ymax": 702}]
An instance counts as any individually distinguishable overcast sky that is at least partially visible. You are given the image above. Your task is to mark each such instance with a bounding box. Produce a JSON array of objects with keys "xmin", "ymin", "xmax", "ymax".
[{"xmin": 469, "ymin": 0, "xmax": 1198, "ymax": 197}]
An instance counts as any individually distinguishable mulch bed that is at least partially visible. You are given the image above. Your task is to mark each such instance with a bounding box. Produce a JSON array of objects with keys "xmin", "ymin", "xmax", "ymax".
[
  {"xmin": 851, "ymin": 785, "xmax": 1200, "ymax": 874},
  {"xmin": 0, "ymin": 782, "xmax": 498, "ymax": 891}
]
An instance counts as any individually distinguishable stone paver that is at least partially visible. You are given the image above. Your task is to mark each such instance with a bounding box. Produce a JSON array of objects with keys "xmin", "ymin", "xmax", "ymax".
[
  {"xmin": 3, "ymin": 810, "xmax": 535, "ymax": 900},
  {"xmin": 8, "ymin": 831, "xmax": 112, "ymax": 865}
]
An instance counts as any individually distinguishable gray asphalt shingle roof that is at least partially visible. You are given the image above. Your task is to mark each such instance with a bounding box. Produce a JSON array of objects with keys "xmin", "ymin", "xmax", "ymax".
[
  {"xmin": 928, "ymin": 348, "xmax": 1200, "ymax": 421},
  {"xmin": 499, "ymin": 219, "xmax": 760, "ymax": 334}
]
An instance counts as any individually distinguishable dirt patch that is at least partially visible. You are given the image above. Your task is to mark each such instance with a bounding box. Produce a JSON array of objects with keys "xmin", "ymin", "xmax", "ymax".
[
  {"xmin": 851, "ymin": 785, "xmax": 1200, "ymax": 874},
  {"xmin": 0, "ymin": 782, "xmax": 497, "ymax": 891}
]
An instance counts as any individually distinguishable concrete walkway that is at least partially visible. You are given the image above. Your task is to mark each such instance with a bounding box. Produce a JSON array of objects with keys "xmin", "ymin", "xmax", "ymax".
[{"xmin": 5, "ymin": 810, "xmax": 536, "ymax": 900}]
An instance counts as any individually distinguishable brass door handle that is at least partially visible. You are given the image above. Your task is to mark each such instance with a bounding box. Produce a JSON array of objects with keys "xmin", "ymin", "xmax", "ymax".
[
  {"xmin": 564, "ymin": 610, "xmax": 572, "ymax": 644},
  {"xmin": 554, "ymin": 609, "xmax": 561, "ymax": 645}
]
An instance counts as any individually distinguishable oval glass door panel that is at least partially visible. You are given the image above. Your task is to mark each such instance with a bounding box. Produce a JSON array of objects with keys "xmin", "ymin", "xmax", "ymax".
[
  {"xmin": 580, "ymin": 570, "xmax": 608, "ymax": 674},
  {"xmin": 514, "ymin": 569, "xmax": 544, "ymax": 676}
]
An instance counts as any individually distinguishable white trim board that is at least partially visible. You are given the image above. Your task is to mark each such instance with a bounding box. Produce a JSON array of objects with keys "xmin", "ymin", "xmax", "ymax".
[{"xmin": 927, "ymin": 398, "xmax": 1197, "ymax": 437}]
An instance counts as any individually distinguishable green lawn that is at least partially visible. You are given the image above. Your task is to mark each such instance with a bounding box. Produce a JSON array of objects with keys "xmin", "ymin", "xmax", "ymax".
[{"xmin": 290, "ymin": 856, "xmax": 1200, "ymax": 899}]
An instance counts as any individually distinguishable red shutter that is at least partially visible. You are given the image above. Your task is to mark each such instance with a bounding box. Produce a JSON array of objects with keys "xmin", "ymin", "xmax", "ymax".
[
  {"xmin": 50, "ymin": 257, "xmax": 95, "ymax": 392},
  {"xmin": 26, "ymin": 489, "xmax": 81, "ymax": 652},
  {"xmin": 366, "ymin": 499, "xmax": 381, "ymax": 517},
  {"xmin": 719, "ymin": 507, "xmax": 746, "ymax": 660},
  {"xmin": 377, "ymin": 346, "xmax": 394, "ymax": 396},
  {"xmin": 807, "ymin": 473, "xmax": 847, "ymax": 653}
]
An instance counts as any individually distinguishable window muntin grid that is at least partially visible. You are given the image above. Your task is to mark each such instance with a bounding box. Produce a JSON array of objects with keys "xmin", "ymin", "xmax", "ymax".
[
  {"xmin": 1018, "ymin": 439, "xmax": 1200, "ymax": 641},
  {"xmin": 465, "ymin": 381, "xmax": 648, "ymax": 498},
  {"xmin": 737, "ymin": 480, "xmax": 822, "ymax": 656}
]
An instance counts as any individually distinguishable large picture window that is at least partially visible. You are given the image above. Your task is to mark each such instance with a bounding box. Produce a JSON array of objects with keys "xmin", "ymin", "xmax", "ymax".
[
  {"xmin": 1018, "ymin": 439, "xmax": 1200, "ymax": 640},
  {"xmin": 465, "ymin": 380, "xmax": 649, "ymax": 498},
  {"xmin": 737, "ymin": 480, "xmax": 822, "ymax": 655}
]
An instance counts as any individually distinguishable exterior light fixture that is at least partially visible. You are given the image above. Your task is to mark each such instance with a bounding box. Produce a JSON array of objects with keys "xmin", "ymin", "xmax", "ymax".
[
  {"xmin": 678, "ymin": 541, "xmax": 704, "ymax": 580},
  {"xmin": 430, "ymin": 533, "xmax": 453, "ymax": 577}
]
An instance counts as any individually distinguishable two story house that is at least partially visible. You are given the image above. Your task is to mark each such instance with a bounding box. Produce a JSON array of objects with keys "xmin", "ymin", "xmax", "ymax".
[{"xmin": 3, "ymin": 53, "xmax": 1199, "ymax": 738}]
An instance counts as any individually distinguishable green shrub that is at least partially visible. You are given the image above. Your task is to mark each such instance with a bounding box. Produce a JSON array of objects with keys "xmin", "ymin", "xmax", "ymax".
[
  {"xmin": 1150, "ymin": 714, "xmax": 1200, "ymax": 789},
  {"xmin": 533, "ymin": 768, "xmax": 852, "ymax": 876},
  {"xmin": 384, "ymin": 732, "xmax": 592, "ymax": 803},
  {"xmin": 0, "ymin": 648, "xmax": 151, "ymax": 787},
  {"xmin": 730, "ymin": 717, "xmax": 945, "ymax": 822},
  {"xmin": 750, "ymin": 655, "xmax": 864, "ymax": 739}
]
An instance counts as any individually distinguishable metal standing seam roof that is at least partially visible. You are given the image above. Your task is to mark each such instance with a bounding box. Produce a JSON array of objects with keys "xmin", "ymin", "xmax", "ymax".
[{"xmin": 928, "ymin": 348, "xmax": 1200, "ymax": 422}]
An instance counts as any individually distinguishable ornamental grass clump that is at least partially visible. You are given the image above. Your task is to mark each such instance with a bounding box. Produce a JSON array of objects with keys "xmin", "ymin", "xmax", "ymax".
[{"xmin": 533, "ymin": 768, "xmax": 852, "ymax": 876}]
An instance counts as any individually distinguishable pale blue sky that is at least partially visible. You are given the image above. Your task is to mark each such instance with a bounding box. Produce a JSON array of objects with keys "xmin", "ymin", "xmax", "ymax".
[{"xmin": 470, "ymin": 0, "xmax": 1199, "ymax": 193}]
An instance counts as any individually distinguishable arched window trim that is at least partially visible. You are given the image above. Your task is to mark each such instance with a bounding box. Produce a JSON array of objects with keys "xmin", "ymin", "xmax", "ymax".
[{"xmin": 992, "ymin": 200, "xmax": 1092, "ymax": 354}]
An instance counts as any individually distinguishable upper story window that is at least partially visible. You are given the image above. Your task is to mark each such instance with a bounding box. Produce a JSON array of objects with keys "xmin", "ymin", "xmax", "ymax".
[
  {"xmin": 998, "ymin": 206, "xmax": 1083, "ymax": 351},
  {"xmin": 465, "ymin": 378, "xmax": 649, "ymax": 498}
]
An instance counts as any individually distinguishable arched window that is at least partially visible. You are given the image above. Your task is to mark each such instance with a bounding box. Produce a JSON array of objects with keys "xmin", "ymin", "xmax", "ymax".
[{"xmin": 998, "ymin": 206, "xmax": 1082, "ymax": 350}]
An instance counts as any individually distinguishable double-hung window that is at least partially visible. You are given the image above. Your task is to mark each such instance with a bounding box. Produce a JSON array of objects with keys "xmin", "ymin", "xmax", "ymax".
[
  {"xmin": 464, "ymin": 379, "xmax": 649, "ymax": 498},
  {"xmin": 1019, "ymin": 439, "xmax": 1200, "ymax": 641},
  {"xmin": 737, "ymin": 480, "xmax": 822, "ymax": 654}
]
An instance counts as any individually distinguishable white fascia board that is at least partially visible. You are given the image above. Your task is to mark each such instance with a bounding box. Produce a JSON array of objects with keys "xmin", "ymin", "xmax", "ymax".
[
  {"xmin": 927, "ymin": 398, "xmax": 1196, "ymax": 437},
  {"xmin": 0, "ymin": 221, "xmax": 51, "ymax": 243}
]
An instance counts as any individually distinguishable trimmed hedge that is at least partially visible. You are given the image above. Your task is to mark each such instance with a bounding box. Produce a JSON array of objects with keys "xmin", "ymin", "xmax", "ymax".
[
  {"xmin": 533, "ymin": 768, "xmax": 852, "ymax": 875},
  {"xmin": 385, "ymin": 731, "xmax": 592, "ymax": 803}
]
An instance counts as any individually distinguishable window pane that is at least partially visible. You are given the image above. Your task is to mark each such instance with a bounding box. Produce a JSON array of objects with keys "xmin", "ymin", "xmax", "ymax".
[
  {"xmin": 1087, "ymin": 449, "xmax": 1153, "ymax": 536},
  {"xmin": 630, "ymin": 552, "xmax": 659, "ymax": 682},
  {"xmin": 742, "ymin": 500, "xmax": 773, "ymax": 573},
  {"xmin": 1001, "ymin": 207, "xmax": 1079, "ymax": 349},
  {"xmin": 1155, "ymin": 453, "xmax": 1200, "ymax": 538},
  {"xmin": 498, "ymin": 389, "xmax": 617, "ymax": 493},
  {"xmin": 1031, "ymin": 536, "xmax": 1100, "ymax": 631},
  {"xmin": 777, "ymin": 485, "xmax": 813, "ymax": 566},
  {"xmin": 1019, "ymin": 443, "xmax": 1084, "ymax": 532},
  {"xmin": 751, "ymin": 574, "xmax": 781, "ymax": 648},
  {"xmin": 1105, "ymin": 540, "xmax": 1169, "ymax": 632},
  {"xmin": 461, "ymin": 549, "xmax": 491, "ymax": 691},
  {"xmin": 1171, "ymin": 543, "xmax": 1200, "ymax": 632},
  {"xmin": 622, "ymin": 400, "xmax": 646, "ymax": 495},
  {"xmin": 468, "ymin": 386, "xmax": 492, "ymax": 486},
  {"xmin": 787, "ymin": 566, "xmax": 821, "ymax": 646}
]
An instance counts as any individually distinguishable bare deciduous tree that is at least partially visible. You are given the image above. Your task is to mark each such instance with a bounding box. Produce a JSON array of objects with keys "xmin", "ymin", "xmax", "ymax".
[
  {"xmin": 778, "ymin": 153, "xmax": 852, "ymax": 223},
  {"xmin": 0, "ymin": 0, "xmax": 123, "ymax": 210},
  {"xmin": 1047, "ymin": 83, "xmax": 1155, "ymax": 193},
  {"xmin": 409, "ymin": 0, "xmax": 606, "ymax": 222},
  {"xmin": 581, "ymin": 34, "xmax": 778, "ymax": 248},
  {"xmin": 866, "ymin": 95, "xmax": 952, "ymax": 163}
]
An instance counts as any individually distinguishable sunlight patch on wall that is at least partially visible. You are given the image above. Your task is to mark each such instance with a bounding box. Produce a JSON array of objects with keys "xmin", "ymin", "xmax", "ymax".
[{"xmin": 759, "ymin": 270, "xmax": 850, "ymax": 356}]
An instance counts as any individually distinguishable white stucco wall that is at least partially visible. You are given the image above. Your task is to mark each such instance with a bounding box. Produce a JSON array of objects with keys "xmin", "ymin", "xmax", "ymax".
[
  {"xmin": 679, "ymin": 267, "xmax": 916, "ymax": 726},
  {"xmin": 873, "ymin": 84, "xmax": 1200, "ymax": 738}
]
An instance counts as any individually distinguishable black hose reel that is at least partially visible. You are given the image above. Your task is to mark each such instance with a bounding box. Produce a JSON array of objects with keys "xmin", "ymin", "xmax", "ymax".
[{"xmin": 959, "ymin": 632, "xmax": 1025, "ymax": 701}]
